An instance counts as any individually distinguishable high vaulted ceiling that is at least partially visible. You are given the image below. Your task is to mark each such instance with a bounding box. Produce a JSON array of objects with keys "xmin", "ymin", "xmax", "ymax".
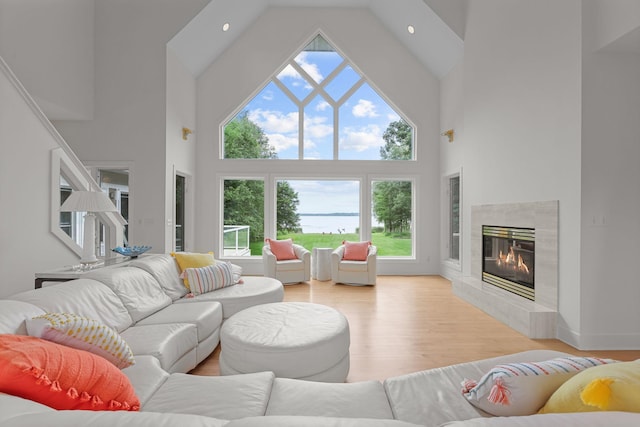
[{"xmin": 168, "ymin": 0, "xmax": 466, "ymax": 79}]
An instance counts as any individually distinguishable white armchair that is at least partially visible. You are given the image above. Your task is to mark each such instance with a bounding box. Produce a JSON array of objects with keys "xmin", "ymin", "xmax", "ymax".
[
  {"xmin": 331, "ymin": 244, "xmax": 377, "ymax": 286},
  {"xmin": 263, "ymin": 241, "xmax": 311, "ymax": 284}
]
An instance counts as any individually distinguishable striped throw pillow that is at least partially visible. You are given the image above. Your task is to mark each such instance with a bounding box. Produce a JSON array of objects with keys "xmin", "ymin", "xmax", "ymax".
[
  {"xmin": 183, "ymin": 261, "xmax": 236, "ymax": 295},
  {"xmin": 26, "ymin": 313, "xmax": 135, "ymax": 369},
  {"xmin": 462, "ymin": 356, "xmax": 617, "ymax": 416}
]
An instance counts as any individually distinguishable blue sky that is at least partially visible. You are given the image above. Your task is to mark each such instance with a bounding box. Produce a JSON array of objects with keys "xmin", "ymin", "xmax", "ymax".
[
  {"xmin": 242, "ymin": 45, "xmax": 401, "ymax": 160},
  {"xmin": 282, "ymin": 179, "xmax": 361, "ymax": 214}
]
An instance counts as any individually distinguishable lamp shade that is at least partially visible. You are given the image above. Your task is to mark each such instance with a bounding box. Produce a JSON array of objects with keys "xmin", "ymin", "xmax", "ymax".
[{"xmin": 60, "ymin": 190, "xmax": 117, "ymax": 213}]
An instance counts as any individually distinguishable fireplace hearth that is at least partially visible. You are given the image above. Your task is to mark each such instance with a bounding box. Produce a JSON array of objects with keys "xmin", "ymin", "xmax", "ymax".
[{"xmin": 482, "ymin": 225, "xmax": 535, "ymax": 301}]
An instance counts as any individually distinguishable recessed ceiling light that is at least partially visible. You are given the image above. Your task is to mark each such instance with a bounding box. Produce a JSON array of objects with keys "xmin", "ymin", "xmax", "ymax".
[
  {"xmin": 222, "ymin": 22, "xmax": 230, "ymax": 32},
  {"xmin": 407, "ymin": 25, "xmax": 415, "ymax": 35}
]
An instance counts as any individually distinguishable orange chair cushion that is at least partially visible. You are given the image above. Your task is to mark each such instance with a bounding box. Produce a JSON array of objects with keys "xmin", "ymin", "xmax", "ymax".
[
  {"xmin": 0, "ymin": 334, "xmax": 140, "ymax": 411},
  {"xmin": 342, "ymin": 241, "xmax": 371, "ymax": 261}
]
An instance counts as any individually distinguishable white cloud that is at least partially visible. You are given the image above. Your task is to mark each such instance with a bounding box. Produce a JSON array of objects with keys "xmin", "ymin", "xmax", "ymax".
[
  {"xmin": 387, "ymin": 112, "xmax": 401, "ymax": 122},
  {"xmin": 247, "ymin": 109, "xmax": 299, "ymax": 152},
  {"xmin": 304, "ymin": 138, "xmax": 317, "ymax": 150},
  {"xmin": 266, "ymin": 133, "xmax": 299, "ymax": 152},
  {"xmin": 277, "ymin": 64, "xmax": 298, "ymax": 80},
  {"xmin": 352, "ymin": 99, "xmax": 379, "ymax": 118},
  {"xmin": 277, "ymin": 53, "xmax": 323, "ymax": 88},
  {"xmin": 304, "ymin": 116, "xmax": 332, "ymax": 139},
  {"xmin": 295, "ymin": 52, "xmax": 323, "ymax": 83},
  {"xmin": 340, "ymin": 125, "xmax": 382, "ymax": 152},
  {"xmin": 248, "ymin": 109, "xmax": 298, "ymax": 134},
  {"xmin": 315, "ymin": 100, "xmax": 330, "ymax": 111}
]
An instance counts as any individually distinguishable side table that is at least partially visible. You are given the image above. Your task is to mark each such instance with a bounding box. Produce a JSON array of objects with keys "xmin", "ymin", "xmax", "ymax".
[
  {"xmin": 34, "ymin": 256, "xmax": 138, "ymax": 289},
  {"xmin": 311, "ymin": 247, "xmax": 333, "ymax": 281}
]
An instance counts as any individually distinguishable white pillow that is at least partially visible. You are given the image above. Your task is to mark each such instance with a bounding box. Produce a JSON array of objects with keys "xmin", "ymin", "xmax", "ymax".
[
  {"xmin": 26, "ymin": 312, "xmax": 135, "ymax": 369},
  {"xmin": 228, "ymin": 262, "xmax": 243, "ymax": 284},
  {"xmin": 462, "ymin": 357, "xmax": 617, "ymax": 416},
  {"xmin": 182, "ymin": 261, "xmax": 241, "ymax": 295}
]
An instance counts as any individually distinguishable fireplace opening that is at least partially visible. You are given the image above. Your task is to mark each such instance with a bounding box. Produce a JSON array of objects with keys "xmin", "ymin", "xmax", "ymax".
[{"xmin": 482, "ymin": 225, "xmax": 535, "ymax": 301}]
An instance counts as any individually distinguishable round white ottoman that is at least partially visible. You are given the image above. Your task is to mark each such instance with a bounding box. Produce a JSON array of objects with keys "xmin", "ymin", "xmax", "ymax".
[{"xmin": 219, "ymin": 302, "xmax": 350, "ymax": 382}]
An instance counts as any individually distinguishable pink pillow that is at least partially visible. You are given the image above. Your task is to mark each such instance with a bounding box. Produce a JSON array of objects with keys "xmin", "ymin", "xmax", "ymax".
[
  {"xmin": 343, "ymin": 241, "xmax": 371, "ymax": 261},
  {"xmin": 266, "ymin": 238, "xmax": 297, "ymax": 261}
]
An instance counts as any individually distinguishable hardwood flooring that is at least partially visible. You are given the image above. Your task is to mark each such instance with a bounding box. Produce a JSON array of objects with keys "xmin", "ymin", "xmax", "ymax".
[{"xmin": 190, "ymin": 275, "xmax": 640, "ymax": 382}]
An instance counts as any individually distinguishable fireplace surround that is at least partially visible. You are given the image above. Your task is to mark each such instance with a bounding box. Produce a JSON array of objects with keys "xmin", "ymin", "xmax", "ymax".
[{"xmin": 453, "ymin": 201, "xmax": 558, "ymax": 338}]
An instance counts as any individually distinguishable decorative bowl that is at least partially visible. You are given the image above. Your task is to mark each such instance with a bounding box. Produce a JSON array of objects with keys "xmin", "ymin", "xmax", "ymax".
[{"xmin": 112, "ymin": 245, "xmax": 152, "ymax": 258}]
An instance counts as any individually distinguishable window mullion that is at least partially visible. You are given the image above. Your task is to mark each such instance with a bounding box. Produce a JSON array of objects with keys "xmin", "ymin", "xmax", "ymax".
[
  {"xmin": 318, "ymin": 60, "xmax": 348, "ymax": 90},
  {"xmin": 336, "ymin": 77, "xmax": 366, "ymax": 106},
  {"xmin": 272, "ymin": 77, "xmax": 298, "ymax": 106},
  {"xmin": 333, "ymin": 101, "xmax": 339, "ymax": 160}
]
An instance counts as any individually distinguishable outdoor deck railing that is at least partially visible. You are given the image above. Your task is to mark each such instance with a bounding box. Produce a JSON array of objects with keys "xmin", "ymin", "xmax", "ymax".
[{"xmin": 223, "ymin": 225, "xmax": 251, "ymax": 256}]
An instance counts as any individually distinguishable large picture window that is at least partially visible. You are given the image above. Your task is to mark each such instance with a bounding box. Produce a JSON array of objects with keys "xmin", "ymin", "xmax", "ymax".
[
  {"xmin": 223, "ymin": 34, "xmax": 413, "ymax": 160},
  {"xmin": 275, "ymin": 179, "xmax": 361, "ymax": 250},
  {"xmin": 220, "ymin": 176, "xmax": 414, "ymax": 259},
  {"xmin": 371, "ymin": 179, "xmax": 413, "ymax": 257},
  {"xmin": 223, "ymin": 178, "xmax": 264, "ymax": 256},
  {"xmin": 219, "ymin": 32, "xmax": 418, "ymax": 263}
]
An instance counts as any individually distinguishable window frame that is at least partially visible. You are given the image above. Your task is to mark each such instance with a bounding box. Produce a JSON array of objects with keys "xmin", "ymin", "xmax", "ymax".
[
  {"xmin": 442, "ymin": 168, "xmax": 462, "ymax": 269},
  {"xmin": 369, "ymin": 176, "xmax": 416, "ymax": 259},
  {"xmin": 220, "ymin": 31, "xmax": 416, "ymax": 162}
]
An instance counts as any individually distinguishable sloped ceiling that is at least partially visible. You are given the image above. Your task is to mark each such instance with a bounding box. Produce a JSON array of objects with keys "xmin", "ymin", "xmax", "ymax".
[{"xmin": 168, "ymin": 0, "xmax": 465, "ymax": 79}]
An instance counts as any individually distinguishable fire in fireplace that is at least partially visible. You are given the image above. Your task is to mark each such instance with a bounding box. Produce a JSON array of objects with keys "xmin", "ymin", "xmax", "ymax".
[{"xmin": 482, "ymin": 225, "xmax": 535, "ymax": 301}]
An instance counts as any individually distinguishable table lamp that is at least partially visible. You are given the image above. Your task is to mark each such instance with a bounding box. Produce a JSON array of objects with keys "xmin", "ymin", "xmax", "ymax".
[{"xmin": 60, "ymin": 190, "xmax": 117, "ymax": 264}]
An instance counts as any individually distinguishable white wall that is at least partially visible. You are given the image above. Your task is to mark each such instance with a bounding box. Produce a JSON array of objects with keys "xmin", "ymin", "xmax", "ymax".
[
  {"xmin": 441, "ymin": 0, "xmax": 640, "ymax": 350},
  {"xmin": 578, "ymin": 1, "xmax": 640, "ymax": 349},
  {"xmin": 196, "ymin": 7, "xmax": 441, "ymax": 275},
  {"xmin": 0, "ymin": 57, "xmax": 79, "ymax": 297},
  {"xmin": 54, "ymin": 0, "xmax": 207, "ymax": 254},
  {"xmin": 592, "ymin": 0, "xmax": 640, "ymax": 50},
  {"xmin": 440, "ymin": 0, "xmax": 584, "ymax": 341},
  {"xmin": 166, "ymin": 47, "xmax": 197, "ymax": 252},
  {"xmin": 0, "ymin": 0, "xmax": 94, "ymax": 120},
  {"xmin": 439, "ymin": 60, "xmax": 464, "ymax": 282}
]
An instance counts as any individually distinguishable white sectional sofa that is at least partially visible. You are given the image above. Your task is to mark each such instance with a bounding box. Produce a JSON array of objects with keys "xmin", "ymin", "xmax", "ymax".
[{"xmin": 0, "ymin": 254, "xmax": 638, "ymax": 426}]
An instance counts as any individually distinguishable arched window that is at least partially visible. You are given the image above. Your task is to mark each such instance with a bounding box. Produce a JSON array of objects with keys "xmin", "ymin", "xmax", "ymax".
[{"xmin": 223, "ymin": 34, "xmax": 413, "ymax": 161}]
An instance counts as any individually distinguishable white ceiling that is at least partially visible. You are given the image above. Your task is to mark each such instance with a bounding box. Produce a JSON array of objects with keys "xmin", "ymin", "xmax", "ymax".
[{"xmin": 168, "ymin": 0, "xmax": 465, "ymax": 79}]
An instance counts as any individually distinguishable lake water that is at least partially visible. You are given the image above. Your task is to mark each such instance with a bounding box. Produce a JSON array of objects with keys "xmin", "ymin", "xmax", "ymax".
[{"xmin": 299, "ymin": 215, "xmax": 380, "ymax": 234}]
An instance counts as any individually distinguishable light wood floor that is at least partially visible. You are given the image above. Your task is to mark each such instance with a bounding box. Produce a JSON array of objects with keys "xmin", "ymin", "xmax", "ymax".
[{"xmin": 190, "ymin": 276, "xmax": 640, "ymax": 382}]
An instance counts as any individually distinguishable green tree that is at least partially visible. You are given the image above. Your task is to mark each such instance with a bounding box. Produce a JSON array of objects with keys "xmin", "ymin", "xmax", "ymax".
[
  {"xmin": 380, "ymin": 119, "xmax": 412, "ymax": 160},
  {"xmin": 223, "ymin": 113, "xmax": 300, "ymax": 243},
  {"xmin": 373, "ymin": 120, "xmax": 412, "ymax": 233},
  {"xmin": 224, "ymin": 112, "xmax": 277, "ymax": 159},
  {"xmin": 276, "ymin": 181, "xmax": 301, "ymax": 234},
  {"xmin": 372, "ymin": 181, "xmax": 412, "ymax": 233},
  {"xmin": 224, "ymin": 179, "xmax": 265, "ymax": 243}
]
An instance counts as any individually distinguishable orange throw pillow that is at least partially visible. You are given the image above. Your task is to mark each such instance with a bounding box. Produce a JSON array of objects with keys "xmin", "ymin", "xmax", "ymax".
[
  {"xmin": 266, "ymin": 238, "xmax": 297, "ymax": 261},
  {"xmin": 0, "ymin": 334, "xmax": 140, "ymax": 411},
  {"xmin": 343, "ymin": 241, "xmax": 371, "ymax": 261}
]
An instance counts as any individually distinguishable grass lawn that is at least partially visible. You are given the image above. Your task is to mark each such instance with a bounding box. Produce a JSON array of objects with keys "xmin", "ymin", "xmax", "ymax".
[{"xmin": 250, "ymin": 232, "xmax": 411, "ymax": 256}]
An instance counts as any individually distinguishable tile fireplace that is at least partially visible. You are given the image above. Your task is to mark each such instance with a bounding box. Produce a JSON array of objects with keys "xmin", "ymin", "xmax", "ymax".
[{"xmin": 452, "ymin": 200, "xmax": 558, "ymax": 338}]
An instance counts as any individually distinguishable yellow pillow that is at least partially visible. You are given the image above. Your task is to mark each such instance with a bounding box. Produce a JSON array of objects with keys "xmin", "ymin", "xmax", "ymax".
[
  {"xmin": 170, "ymin": 252, "xmax": 215, "ymax": 289},
  {"xmin": 539, "ymin": 361, "xmax": 640, "ymax": 414}
]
